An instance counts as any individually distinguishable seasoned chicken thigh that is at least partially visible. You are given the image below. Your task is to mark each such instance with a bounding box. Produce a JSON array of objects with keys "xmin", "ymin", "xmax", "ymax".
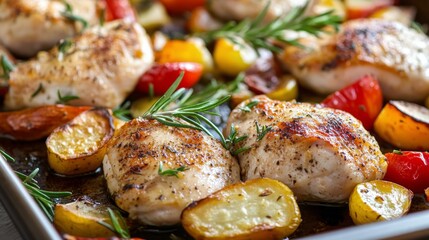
[
  {"xmin": 280, "ymin": 19, "xmax": 429, "ymax": 102},
  {"xmin": 208, "ymin": 0, "xmax": 313, "ymax": 23},
  {"xmin": 103, "ymin": 118, "xmax": 240, "ymax": 226},
  {"xmin": 4, "ymin": 20, "xmax": 154, "ymax": 110},
  {"xmin": 225, "ymin": 96, "xmax": 387, "ymax": 202},
  {"xmin": 0, "ymin": 0, "xmax": 99, "ymax": 57}
]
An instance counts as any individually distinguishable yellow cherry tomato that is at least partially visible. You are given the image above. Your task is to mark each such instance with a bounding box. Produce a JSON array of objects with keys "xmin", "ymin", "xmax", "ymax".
[
  {"xmin": 213, "ymin": 38, "xmax": 257, "ymax": 76},
  {"xmin": 266, "ymin": 76, "xmax": 298, "ymax": 101}
]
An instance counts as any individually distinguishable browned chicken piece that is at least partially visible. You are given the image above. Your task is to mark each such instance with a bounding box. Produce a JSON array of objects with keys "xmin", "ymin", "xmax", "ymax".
[
  {"xmin": 103, "ymin": 118, "xmax": 240, "ymax": 226},
  {"xmin": 225, "ymin": 96, "xmax": 387, "ymax": 202},
  {"xmin": 0, "ymin": 0, "xmax": 99, "ymax": 57},
  {"xmin": 280, "ymin": 19, "xmax": 429, "ymax": 102},
  {"xmin": 4, "ymin": 20, "xmax": 154, "ymax": 110},
  {"xmin": 207, "ymin": 0, "xmax": 314, "ymax": 23}
]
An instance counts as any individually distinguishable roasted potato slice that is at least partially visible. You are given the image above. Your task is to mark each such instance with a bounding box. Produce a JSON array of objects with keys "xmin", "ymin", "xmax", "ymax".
[
  {"xmin": 374, "ymin": 101, "xmax": 429, "ymax": 150},
  {"xmin": 54, "ymin": 197, "xmax": 114, "ymax": 237},
  {"xmin": 349, "ymin": 180, "xmax": 413, "ymax": 225},
  {"xmin": 47, "ymin": 108, "xmax": 114, "ymax": 175},
  {"xmin": 181, "ymin": 178, "xmax": 301, "ymax": 240},
  {"xmin": 0, "ymin": 105, "xmax": 90, "ymax": 141}
]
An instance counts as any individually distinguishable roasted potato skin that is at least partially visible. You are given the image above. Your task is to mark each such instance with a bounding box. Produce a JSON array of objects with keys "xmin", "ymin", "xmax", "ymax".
[
  {"xmin": 349, "ymin": 180, "xmax": 413, "ymax": 225},
  {"xmin": 181, "ymin": 178, "xmax": 301, "ymax": 240},
  {"xmin": 47, "ymin": 108, "xmax": 114, "ymax": 175},
  {"xmin": 374, "ymin": 101, "xmax": 429, "ymax": 150},
  {"xmin": 54, "ymin": 198, "xmax": 115, "ymax": 238},
  {"xmin": 0, "ymin": 105, "xmax": 90, "ymax": 141}
]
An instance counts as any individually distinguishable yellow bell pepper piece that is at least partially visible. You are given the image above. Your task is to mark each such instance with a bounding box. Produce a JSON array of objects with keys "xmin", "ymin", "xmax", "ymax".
[
  {"xmin": 213, "ymin": 38, "xmax": 257, "ymax": 76},
  {"xmin": 266, "ymin": 76, "xmax": 298, "ymax": 101},
  {"xmin": 157, "ymin": 38, "xmax": 213, "ymax": 72}
]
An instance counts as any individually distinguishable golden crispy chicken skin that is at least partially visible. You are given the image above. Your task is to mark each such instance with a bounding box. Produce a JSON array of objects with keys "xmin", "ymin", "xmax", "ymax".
[
  {"xmin": 103, "ymin": 118, "xmax": 240, "ymax": 226},
  {"xmin": 0, "ymin": 0, "xmax": 99, "ymax": 57},
  {"xmin": 280, "ymin": 19, "xmax": 429, "ymax": 102},
  {"xmin": 225, "ymin": 96, "xmax": 387, "ymax": 202},
  {"xmin": 4, "ymin": 20, "xmax": 154, "ymax": 110}
]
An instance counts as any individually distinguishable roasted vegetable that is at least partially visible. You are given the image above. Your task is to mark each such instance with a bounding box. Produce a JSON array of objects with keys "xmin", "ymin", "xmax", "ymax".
[
  {"xmin": 314, "ymin": 0, "xmax": 346, "ymax": 20},
  {"xmin": 181, "ymin": 178, "xmax": 301, "ymax": 240},
  {"xmin": 136, "ymin": 62, "xmax": 203, "ymax": 95},
  {"xmin": 321, "ymin": 75, "xmax": 383, "ymax": 130},
  {"xmin": 349, "ymin": 180, "xmax": 413, "ymax": 225},
  {"xmin": 135, "ymin": 2, "xmax": 170, "ymax": 30},
  {"xmin": 104, "ymin": 0, "xmax": 136, "ymax": 22},
  {"xmin": 213, "ymin": 38, "xmax": 257, "ymax": 76},
  {"xmin": 47, "ymin": 108, "xmax": 114, "ymax": 175},
  {"xmin": 383, "ymin": 151, "xmax": 429, "ymax": 193},
  {"xmin": 345, "ymin": 0, "xmax": 395, "ymax": 19},
  {"xmin": 159, "ymin": 0, "xmax": 205, "ymax": 14},
  {"xmin": 266, "ymin": 75, "xmax": 298, "ymax": 102},
  {"xmin": 374, "ymin": 101, "xmax": 429, "ymax": 150},
  {"xmin": 156, "ymin": 39, "xmax": 213, "ymax": 72},
  {"xmin": 54, "ymin": 198, "xmax": 115, "ymax": 238},
  {"xmin": 130, "ymin": 97, "xmax": 160, "ymax": 118},
  {"xmin": 187, "ymin": 7, "xmax": 222, "ymax": 33},
  {"xmin": 0, "ymin": 105, "xmax": 90, "ymax": 141}
]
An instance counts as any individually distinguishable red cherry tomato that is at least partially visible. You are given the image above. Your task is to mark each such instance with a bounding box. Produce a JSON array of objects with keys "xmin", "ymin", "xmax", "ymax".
[
  {"xmin": 104, "ymin": 0, "xmax": 136, "ymax": 22},
  {"xmin": 321, "ymin": 75, "xmax": 383, "ymax": 130},
  {"xmin": 159, "ymin": 0, "xmax": 205, "ymax": 14},
  {"xmin": 345, "ymin": 0, "xmax": 395, "ymax": 19},
  {"xmin": 383, "ymin": 151, "xmax": 429, "ymax": 193},
  {"xmin": 136, "ymin": 62, "xmax": 203, "ymax": 95}
]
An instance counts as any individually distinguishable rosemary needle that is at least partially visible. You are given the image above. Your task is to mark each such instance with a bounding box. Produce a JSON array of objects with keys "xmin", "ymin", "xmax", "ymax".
[{"xmin": 98, "ymin": 208, "xmax": 130, "ymax": 238}]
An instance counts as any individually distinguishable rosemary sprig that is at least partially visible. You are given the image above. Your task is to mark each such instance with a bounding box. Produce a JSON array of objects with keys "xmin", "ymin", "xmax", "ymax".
[
  {"xmin": 255, "ymin": 122, "xmax": 272, "ymax": 141},
  {"xmin": 195, "ymin": 3, "xmax": 342, "ymax": 52},
  {"xmin": 240, "ymin": 100, "xmax": 259, "ymax": 112},
  {"xmin": 113, "ymin": 101, "xmax": 132, "ymax": 121},
  {"xmin": 158, "ymin": 161, "xmax": 189, "ymax": 178},
  {"xmin": 62, "ymin": 1, "xmax": 89, "ymax": 30},
  {"xmin": 143, "ymin": 72, "xmax": 231, "ymax": 146},
  {"xmin": 31, "ymin": 83, "xmax": 44, "ymax": 98},
  {"xmin": 393, "ymin": 149, "xmax": 403, "ymax": 155},
  {"xmin": 0, "ymin": 150, "xmax": 72, "ymax": 221},
  {"xmin": 98, "ymin": 208, "xmax": 130, "ymax": 238},
  {"xmin": 224, "ymin": 125, "xmax": 250, "ymax": 155},
  {"xmin": 56, "ymin": 90, "xmax": 79, "ymax": 104},
  {"xmin": 0, "ymin": 54, "xmax": 15, "ymax": 80}
]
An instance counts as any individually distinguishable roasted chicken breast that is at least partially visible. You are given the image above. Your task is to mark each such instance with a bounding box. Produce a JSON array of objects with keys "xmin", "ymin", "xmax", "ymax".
[
  {"xmin": 225, "ymin": 96, "xmax": 387, "ymax": 202},
  {"xmin": 280, "ymin": 19, "xmax": 429, "ymax": 102},
  {"xmin": 103, "ymin": 118, "xmax": 240, "ymax": 226},
  {"xmin": 208, "ymin": 0, "xmax": 313, "ymax": 23},
  {"xmin": 4, "ymin": 20, "xmax": 154, "ymax": 110},
  {"xmin": 0, "ymin": 0, "xmax": 99, "ymax": 57}
]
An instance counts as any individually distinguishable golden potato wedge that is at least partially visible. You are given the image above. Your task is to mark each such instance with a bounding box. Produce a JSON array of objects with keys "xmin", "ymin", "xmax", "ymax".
[
  {"xmin": 374, "ymin": 101, "xmax": 429, "ymax": 150},
  {"xmin": 54, "ymin": 198, "xmax": 114, "ymax": 237},
  {"xmin": 349, "ymin": 180, "xmax": 413, "ymax": 225},
  {"xmin": 47, "ymin": 108, "xmax": 114, "ymax": 175},
  {"xmin": 181, "ymin": 178, "xmax": 301, "ymax": 240}
]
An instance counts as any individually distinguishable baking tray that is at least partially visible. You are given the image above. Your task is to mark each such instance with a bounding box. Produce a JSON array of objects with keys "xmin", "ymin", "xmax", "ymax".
[{"xmin": 1, "ymin": 0, "xmax": 429, "ymax": 239}]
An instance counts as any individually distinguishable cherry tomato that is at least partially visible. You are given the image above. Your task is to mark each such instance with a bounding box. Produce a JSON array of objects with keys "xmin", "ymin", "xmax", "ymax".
[
  {"xmin": 244, "ymin": 51, "xmax": 282, "ymax": 94},
  {"xmin": 104, "ymin": 0, "xmax": 136, "ymax": 22},
  {"xmin": 136, "ymin": 62, "xmax": 203, "ymax": 95},
  {"xmin": 321, "ymin": 75, "xmax": 383, "ymax": 130},
  {"xmin": 159, "ymin": 0, "xmax": 205, "ymax": 14},
  {"xmin": 383, "ymin": 151, "xmax": 429, "ymax": 193}
]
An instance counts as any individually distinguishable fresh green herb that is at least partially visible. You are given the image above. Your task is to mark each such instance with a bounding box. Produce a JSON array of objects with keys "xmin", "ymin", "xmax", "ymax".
[
  {"xmin": 56, "ymin": 90, "xmax": 79, "ymax": 104},
  {"xmin": 255, "ymin": 122, "xmax": 272, "ymax": 141},
  {"xmin": 411, "ymin": 21, "xmax": 427, "ymax": 34},
  {"xmin": 224, "ymin": 124, "xmax": 250, "ymax": 155},
  {"xmin": 99, "ymin": 8, "xmax": 105, "ymax": 27},
  {"xmin": 62, "ymin": 1, "xmax": 89, "ymax": 30},
  {"xmin": 158, "ymin": 161, "xmax": 189, "ymax": 178},
  {"xmin": 0, "ymin": 149, "xmax": 14, "ymax": 162},
  {"xmin": 1, "ymin": 54, "xmax": 15, "ymax": 80},
  {"xmin": 58, "ymin": 39, "xmax": 73, "ymax": 61},
  {"xmin": 98, "ymin": 208, "xmax": 130, "ymax": 238},
  {"xmin": 195, "ymin": 3, "xmax": 342, "ymax": 52},
  {"xmin": 113, "ymin": 101, "xmax": 132, "ymax": 121},
  {"xmin": 31, "ymin": 83, "xmax": 44, "ymax": 99},
  {"xmin": 240, "ymin": 100, "xmax": 259, "ymax": 112},
  {"xmin": 143, "ymin": 72, "xmax": 230, "ymax": 146},
  {"xmin": 1, "ymin": 150, "xmax": 71, "ymax": 221},
  {"xmin": 393, "ymin": 149, "xmax": 403, "ymax": 155}
]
